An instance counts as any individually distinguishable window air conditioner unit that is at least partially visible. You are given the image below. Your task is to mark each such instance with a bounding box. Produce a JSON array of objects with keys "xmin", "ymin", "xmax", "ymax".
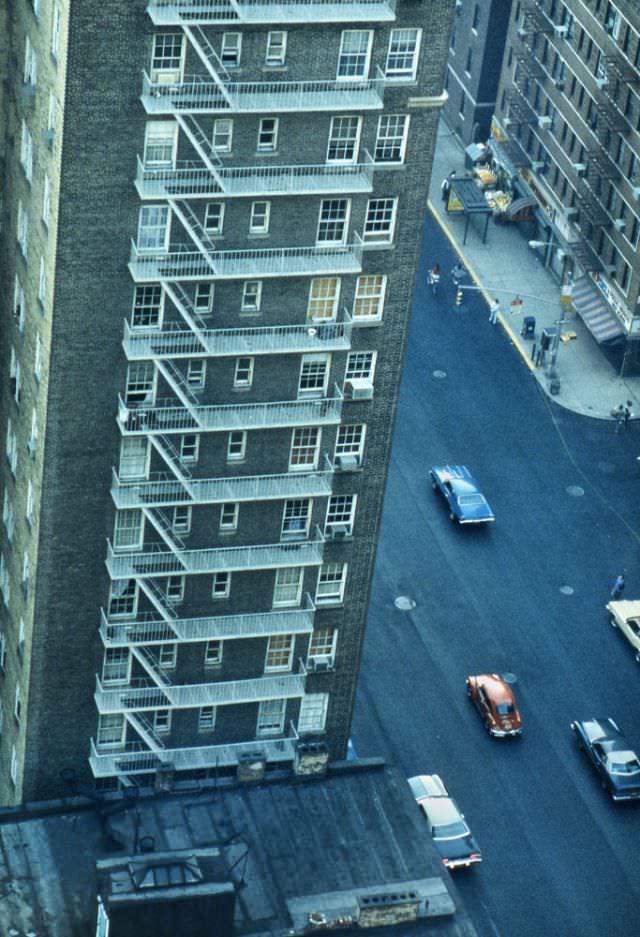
[
  {"xmin": 572, "ymin": 163, "xmax": 587, "ymax": 176},
  {"xmin": 613, "ymin": 219, "xmax": 626, "ymax": 231},
  {"xmin": 632, "ymin": 187, "xmax": 640, "ymax": 202},
  {"xmin": 517, "ymin": 28, "xmax": 528, "ymax": 39},
  {"xmin": 554, "ymin": 79, "xmax": 565, "ymax": 90},
  {"xmin": 26, "ymin": 439, "xmax": 37, "ymax": 459},
  {"xmin": 502, "ymin": 117, "xmax": 512, "ymax": 127},
  {"xmin": 531, "ymin": 160, "xmax": 545, "ymax": 171},
  {"xmin": 554, "ymin": 25, "xmax": 568, "ymax": 38},
  {"xmin": 336, "ymin": 454, "xmax": 359, "ymax": 472},
  {"xmin": 595, "ymin": 77, "xmax": 607, "ymax": 90},
  {"xmin": 538, "ymin": 115, "xmax": 552, "ymax": 129},
  {"xmin": 565, "ymin": 207, "xmax": 578, "ymax": 219},
  {"xmin": 327, "ymin": 524, "xmax": 349, "ymax": 541},
  {"xmin": 307, "ymin": 659, "xmax": 331, "ymax": 673},
  {"xmin": 346, "ymin": 378, "xmax": 373, "ymax": 400}
]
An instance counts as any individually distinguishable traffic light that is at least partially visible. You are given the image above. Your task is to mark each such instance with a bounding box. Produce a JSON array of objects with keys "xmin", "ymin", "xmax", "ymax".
[{"xmin": 455, "ymin": 288, "xmax": 463, "ymax": 306}]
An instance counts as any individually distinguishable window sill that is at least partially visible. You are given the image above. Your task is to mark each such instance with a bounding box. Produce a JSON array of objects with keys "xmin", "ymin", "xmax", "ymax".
[
  {"xmin": 352, "ymin": 318, "xmax": 383, "ymax": 327},
  {"xmin": 255, "ymin": 150, "xmax": 279, "ymax": 158}
]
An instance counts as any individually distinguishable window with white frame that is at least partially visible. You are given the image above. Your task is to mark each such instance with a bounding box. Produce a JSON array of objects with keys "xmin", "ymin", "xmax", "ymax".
[
  {"xmin": 180, "ymin": 434, "xmax": 199, "ymax": 463},
  {"xmin": 220, "ymin": 502, "xmax": 239, "ymax": 531},
  {"xmin": 108, "ymin": 579, "xmax": 138, "ymax": 618},
  {"xmin": 6, "ymin": 420, "xmax": 17, "ymax": 476},
  {"xmin": 20, "ymin": 121, "xmax": 33, "ymax": 182},
  {"xmin": 212, "ymin": 119, "xmax": 233, "ymax": 153},
  {"xmin": 385, "ymin": 28, "xmax": 421, "ymax": 80},
  {"xmin": 10, "ymin": 350, "xmax": 21, "ymax": 404},
  {"xmin": 154, "ymin": 709, "xmax": 171, "ymax": 734},
  {"xmin": 212, "ymin": 571, "xmax": 231, "ymax": 598},
  {"xmin": 32, "ymin": 0, "xmax": 41, "ymax": 17},
  {"xmin": 363, "ymin": 198, "xmax": 397, "ymax": 243},
  {"xmin": 374, "ymin": 115, "xmax": 409, "ymax": 163},
  {"xmin": 17, "ymin": 201, "xmax": 28, "ymax": 258},
  {"xmin": 249, "ymin": 200, "xmax": 270, "ymax": 234},
  {"xmin": 51, "ymin": 2, "xmax": 61, "ymax": 60},
  {"xmin": 308, "ymin": 627, "xmax": 337, "ymax": 664},
  {"xmin": 205, "ymin": 640, "xmax": 223, "ymax": 665},
  {"xmin": 327, "ymin": 116, "xmax": 361, "ymax": 163},
  {"xmin": 14, "ymin": 277, "xmax": 25, "ymax": 331},
  {"xmin": 241, "ymin": 281, "xmax": 262, "ymax": 311},
  {"xmin": 3, "ymin": 491, "xmax": 13, "ymax": 542},
  {"xmin": 257, "ymin": 117, "xmax": 278, "ymax": 152},
  {"xmin": 281, "ymin": 499, "xmax": 312, "ymax": 539},
  {"xmin": 335, "ymin": 423, "xmax": 366, "ymax": 465},
  {"xmin": 316, "ymin": 562, "xmax": 347, "ymax": 603},
  {"xmin": 102, "ymin": 648, "xmax": 131, "ymax": 685},
  {"xmin": 227, "ymin": 430, "xmax": 246, "ymax": 461},
  {"xmin": 0, "ymin": 553, "xmax": 9, "ymax": 607},
  {"xmin": 137, "ymin": 205, "xmax": 169, "ymax": 251},
  {"xmin": 29, "ymin": 409, "xmax": 38, "ymax": 456},
  {"xmin": 298, "ymin": 353, "xmax": 330, "ymax": 396},
  {"xmin": 143, "ymin": 121, "xmax": 177, "ymax": 168},
  {"xmin": 158, "ymin": 643, "xmax": 177, "ymax": 669},
  {"xmin": 125, "ymin": 362, "xmax": 155, "ymax": 405},
  {"xmin": 113, "ymin": 510, "xmax": 144, "ymax": 551},
  {"xmin": 21, "ymin": 551, "xmax": 29, "ymax": 593},
  {"xmin": 132, "ymin": 285, "xmax": 163, "ymax": 329},
  {"xmin": 265, "ymin": 633, "xmax": 294, "ymax": 671},
  {"xmin": 10, "ymin": 746, "xmax": 18, "ymax": 786},
  {"xmin": 166, "ymin": 575, "xmax": 185, "ymax": 603},
  {"xmin": 38, "ymin": 257, "xmax": 47, "ymax": 305},
  {"xmin": 24, "ymin": 37, "xmax": 37, "ymax": 86},
  {"xmin": 204, "ymin": 202, "xmax": 225, "ymax": 235},
  {"xmin": 221, "ymin": 32, "xmax": 242, "ymax": 66},
  {"xmin": 150, "ymin": 32, "xmax": 184, "ymax": 80},
  {"xmin": 298, "ymin": 693, "xmax": 329, "ymax": 733},
  {"xmin": 273, "ymin": 567, "xmax": 304, "ymax": 607},
  {"xmin": 14, "ymin": 684, "xmax": 22, "ymax": 723},
  {"xmin": 42, "ymin": 174, "xmax": 51, "ymax": 226},
  {"xmin": 266, "ymin": 30, "xmax": 287, "ymax": 65},
  {"xmin": 17, "ymin": 618, "xmax": 25, "ymax": 656},
  {"xmin": 199, "ymin": 705, "xmax": 217, "ymax": 730},
  {"xmin": 187, "ymin": 359, "xmax": 206, "ymax": 389},
  {"xmin": 317, "ymin": 199, "xmax": 349, "ymax": 245},
  {"xmin": 234, "ymin": 357, "xmax": 254, "ymax": 387},
  {"xmin": 325, "ymin": 494, "xmax": 356, "ymax": 535},
  {"xmin": 47, "ymin": 90, "xmax": 56, "ymax": 132},
  {"xmin": 26, "ymin": 480, "xmax": 34, "ymax": 526},
  {"xmin": 119, "ymin": 437, "xmax": 149, "ymax": 479},
  {"xmin": 307, "ymin": 278, "xmax": 340, "ymax": 321},
  {"xmin": 337, "ymin": 30, "xmax": 372, "ymax": 79},
  {"xmin": 0, "ymin": 632, "xmax": 6, "ymax": 671},
  {"xmin": 97, "ymin": 714, "xmax": 125, "ymax": 749},
  {"xmin": 353, "ymin": 274, "xmax": 386, "ymax": 322},
  {"xmin": 257, "ymin": 698, "xmax": 286, "ymax": 736},
  {"xmin": 345, "ymin": 350, "xmax": 376, "ymax": 384},
  {"xmin": 289, "ymin": 427, "xmax": 321, "ymax": 469},
  {"xmin": 172, "ymin": 505, "xmax": 191, "ymax": 534},
  {"xmin": 195, "ymin": 283, "xmax": 214, "ymax": 315}
]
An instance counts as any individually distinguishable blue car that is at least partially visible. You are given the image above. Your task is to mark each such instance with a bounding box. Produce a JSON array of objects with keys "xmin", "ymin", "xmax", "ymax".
[{"xmin": 429, "ymin": 465, "xmax": 495, "ymax": 525}]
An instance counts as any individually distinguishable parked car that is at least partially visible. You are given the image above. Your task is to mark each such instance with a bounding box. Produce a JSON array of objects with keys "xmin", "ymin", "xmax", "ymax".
[
  {"xmin": 408, "ymin": 774, "xmax": 482, "ymax": 870},
  {"xmin": 570, "ymin": 717, "xmax": 640, "ymax": 801},
  {"xmin": 606, "ymin": 599, "xmax": 640, "ymax": 662},
  {"xmin": 429, "ymin": 465, "xmax": 495, "ymax": 524},
  {"xmin": 466, "ymin": 674, "xmax": 522, "ymax": 737}
]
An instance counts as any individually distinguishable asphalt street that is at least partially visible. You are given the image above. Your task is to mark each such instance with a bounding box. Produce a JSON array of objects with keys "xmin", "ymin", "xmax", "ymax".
[{"xmin": 352, "ymin": 210, "xmax": 640, "ymax": 937}]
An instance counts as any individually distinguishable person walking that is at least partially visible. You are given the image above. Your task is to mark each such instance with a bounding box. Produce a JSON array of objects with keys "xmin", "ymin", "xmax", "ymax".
[
  {"xmin": 488, "ymin": 298, "xmax": 500, "ymax": 324},
  {"xmin": 441, "ymin": 171, "xmax": 455, "ymax": 212},
  {"xmin": 451, "ymin": 262, "xmax": 465, "ymax": 286},
  {"xmin": 611, "ymin": 573, "xmax": 625, "ymax": 600},
  {"xmin": 624, "ymin": 401, "xmax": 633, "ymax": 429},
  {"xmin": 427, "ymin": 264, "xmax": 441, "ymax": 295}
]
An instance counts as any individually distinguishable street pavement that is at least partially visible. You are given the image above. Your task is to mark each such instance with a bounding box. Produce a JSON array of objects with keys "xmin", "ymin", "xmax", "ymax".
[{"xmin": 429, "ymin": 125, "xmax": 640, "ymax": 419}]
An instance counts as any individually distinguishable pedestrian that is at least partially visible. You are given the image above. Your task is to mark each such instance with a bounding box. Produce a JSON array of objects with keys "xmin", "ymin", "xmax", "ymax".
[
  {"xmin": 611, "ymin": 573, "xmax": 625, "ymax": 600},
  {"xmin": 451, "ymin": 262, "xmax": 465, "ymax": 286},
  {"xmin": 624, "ymin": 401, "xmax": 633, "ymax": 428},
  {"xmin": 488, "ymin": 298, "xmax": 500, "ymax": 324},
  {"xmin": 441, "ymin": 171, "xmax": 455, "ymax": 212},
  {"xmin": 427, "ymin": 264, "xmax": 441, "ymax": 294}
]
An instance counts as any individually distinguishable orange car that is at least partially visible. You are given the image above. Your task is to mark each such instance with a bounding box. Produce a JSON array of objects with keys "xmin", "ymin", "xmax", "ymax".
[{"xmin": 466, "ymin": 674, "xmax": 522, "ymax": 737}]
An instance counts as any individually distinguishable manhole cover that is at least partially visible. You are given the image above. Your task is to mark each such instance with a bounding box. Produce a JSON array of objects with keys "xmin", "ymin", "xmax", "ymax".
[
  {"xmin": 394, "ymin": 595, "xmax": 416, "ymax": 611},
  {"xmin": 432, "ymin": 370, "xmax": 447, "ymax": 379},
  {"xmin": 501, "ymin": 672, "xmax": 517, "ymax": 685},
  {"xmin": 560, "ymin": 585, "xmax": 574, "ymax": 595},
  {"xmin": 566, "ymin": 485, "xmax": 584, "ymax": 497},
  {"xmin": 598, "ymin": 462, "xmax": 615, "ymax": 474}
]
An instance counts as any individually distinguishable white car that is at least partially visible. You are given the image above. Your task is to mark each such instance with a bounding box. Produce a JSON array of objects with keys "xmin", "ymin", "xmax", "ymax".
[
  {"xmin": 408, "ymin": 774, "xmax": 482, "ymax": 870},
  {"xmin": 607, "ymin": 600, "xmax": 640, "ymax": 662}
]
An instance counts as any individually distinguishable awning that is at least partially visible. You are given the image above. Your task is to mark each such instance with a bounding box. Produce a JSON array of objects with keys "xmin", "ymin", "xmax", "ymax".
[
  {"xmin": 571, "ymin": 276, "xmax": 625, "ymax": 344},
  {"xmin": 487, "ymin": 139, "xmax": 519, "ymax": 178},
  {"xmin": 505, "ymin": 195, "xmax": 537, "ymax": 219}
]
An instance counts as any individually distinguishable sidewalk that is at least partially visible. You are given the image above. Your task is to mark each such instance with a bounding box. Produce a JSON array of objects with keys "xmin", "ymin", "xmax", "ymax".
[{"xmin": 428, "ymin": 126, "xmax": 640, "ymax": 420}]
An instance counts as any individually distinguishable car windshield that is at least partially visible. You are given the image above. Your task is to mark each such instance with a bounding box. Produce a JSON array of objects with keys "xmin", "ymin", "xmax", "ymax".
[
  {"xmin": 607, "ymin": 753, "xmax": 640, "ymax": 775},
  {"xmin": 433, "ymin": 820, "xmax": 469, "ymax": 840},
  {"xmin": 496, "ymin": 702, "xmax": 514, "ymax": 715},
  {"xmin": 458, "ymin": 494, "xmax": 484, "ymax": 505}
]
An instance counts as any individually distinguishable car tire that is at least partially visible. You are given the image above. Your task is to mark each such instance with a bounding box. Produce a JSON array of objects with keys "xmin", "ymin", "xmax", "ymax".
[
  {"xmin": 610, "ymin": 617, "xmax": 617, "ymax": 628},
  {"xmin": 430, "ymin": 477, "xmax": 437, "ymax": 490},
  {"xmin": 635, "ymin": 651, "xmax": 640, "ymax": 663},
  {"xmin": 449, "ymin": 512, "xmax": 456, "ymax": 522}
]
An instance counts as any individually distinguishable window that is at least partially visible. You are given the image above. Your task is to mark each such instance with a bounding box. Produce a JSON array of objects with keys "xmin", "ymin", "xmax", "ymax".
[
  {"xmin": 47, "ymin": 90, "xmax": 56, "ymax": 132},
  {"xmin": 363, "ymin": 198, "xmax": 397, "ymax": 243},
  {"xmin": 97, "ymin": 714, "xmax": 125, "ymax": 749},
  {"xmin": 307, "ymin": 278, "xmax": 340, "ymax": 321},
  {"xmin": 186, "ymin": 360, "xmax": 206, "ymax": 389},
  {"xmin": 257, "ymin": 698, "xmax": 286, "ymax": 736},
  {"xmin": 17, "ymin": 201, "xmax": 29, "ymax": 258},
  {"xmin": 20, "ymin": 121, "xmax": 33, "ymax": 182},
  {"xmin": 221, "ymin": 32, "xmax": 242, "ymax": 66},
  {"xmin": 316, "ymin": 562, "xmax": 347, "ymax": 603},
  {"xmin": 108, "ymin": 580, "xmax": 138, "ymax": 618},
  {"xmin": 17, "ymin": 618, "xmax": 25, "ymax": 657},
  {"xmin": 102, "ymin": 648, "xmax": 131, "ymax": 685},
  {"xmin": 374, "ymin": 115, "xmax": 409, "ymax": 164},
  {"xmin": 273, "ymin": 567, "xmax": 304, "ymax": 607},
  {"xmin": 298, "ymin": 693, "xmax": 329, "ymax": 733},
  {"xmin": 327, "ymin": 116, "xmax": 361, "ymax": 163},
  {"xmin": 24, "ymin": 37, "xmax": 37, "ymax": 86},
  {"xmin": 472, "ymin": 3, "xmax": 480, "ymax": 30},
  {"xmin": 29, "ymin": 409, "xmax": 38, "ymax": 459},
  {"xmin": 227, "ymin": 430, "xmax": 246, "ymax": 461},
  {"xmin": 42, "ymin": 174, "xmax": 51, "ymax": 226},
  {"xmin": 151, "ymin": 32, "xmax": 183, "ymax": 80},
  {"xmin": 265, "ymin": 634, "xmax": 294, "ymax": 671},
  {"xmin": 154, "ymin": 709, "xmax": 171, "ymax": 734},
  {"xmin": 125, "ymin": 362, "xmax": 155, "ymax": 405},
  {"xmin": 180, "ymin": 434, "xmax": 199, "ymax": 463},
  {"xmin": 220, "ymin": 502, "xmax": 239, "ymax": 530},
  {"xmin": 325, "ymin": 494, "xmax": 356, "ymax": 535},
  {"xmin": 21, "ymin": 551, "xmax": 29, "ymax": 594},
  {"xmin": 281, "ymin": 499, "xmax": 312, "ymax": 539},
  {"xmin": 172, "ymin": 505, "xmax": 191, "ymax": 534},
  {"xmin": 465, "ymin": 47, "xmax": 473, "ymax": 74},
  {"xmin": 298, "ymin": 353, "xmax": 330, "ymax": 396},
  {"xmin": 241, "ymin": 281, "xmax": 262, "ymax": 311},
  {"xmin": 212, "ymin": 572, "xmax": 231, "ymax": 598},
  {"xmin": 199, "ymin": 706, "xmax": 216, "ymax": 730},
  {"xmin": 195, "ymin": 283, "xmax": 214, "ymax": 315},
  {"xmin": 0, "ymin": 553, "xmax": 9, "ymax": 607},
  {"xmin": 132, "ymin": 285, "xmax": 162, "ymax": 329},
  {"xmin": 290, "ymin": 427, "xmax": 321, "ymax": 469},
  {"xmin": 51, "ymin": 3, "xmax": 61, "ymax": 59},
  {"xmin": 158, "ymin": 644, "xmax": 177, "ymax": 669},
  {"xmin": 257, "ymin": 117, "xmax": 278, "ymax": 152},
  {"xmin": 166, "ymin": 575, "xmax": 185, "ymax": 603},
  {"xmin": 10, "ymin": 746, "xmax": 18, "ymax": 786},
  {"xmin": 3, "ymin": 491, "xmax": 13, "ymax": 541},
  {"xmin": 337, "ymin": 30, "xmax": 372, "ymax": 79},
  {"xmin": 14, "ymin": 277, "xmax": 25, "ymax": 331},
  {"xmin": 345, "ymin": 350, "xmax": 376, "ymax": 383},
  {"xmin": 34, "ymin": 334, "xmax": 43, "ymax": 381},
  {"xmin": 308, "ymin": 627, "xmax": 337, "ymax": 664},
  {"xmin": 119, "ymin": 438, "xmax": 148, "ymax": 479},
  {"xmin": 353, "ymin": 274, "xmax": 386, "ymax": 321},
  {"xmin": 143, "ymin": 121, "xmax": 177, "ymax": 168},
  {"xmin": 204, "ymin": 202, "xmax": 225, "ymax": 235},
  {"xmin": 0, "ymin": 633, "xmax": 5, "ymax": 671},
  {"xmin": 5, "ymin": 420, "xmax": 17, "ymax": 476},
  {"xmin": 212, "ymin": 118, "xmax": 233, "ymax": 153},
  {"xmin": 234, "ymin": 357, "xmax": 254, "ymax": 387},
  {"xmin": 266, "ymin": 30, "xmax": 287, "ymax": 66},
  {"xmin": 249, "ymin": 200, "xmax": 270, "ymax": 234},
  {"xmin": 137, "ymin": 205, "xmax": 169, "ymax": 251},
  {"xmin": 26, "ymin": 481, "xmax": 34, "ymax": 526},
  {"xmin": 317, "ymin": 199, "xmax": 349, "ymax": 245},
  {"xmin": 10, "ymin": 350, "xmax": 21, "ymax": 404},
  {"xmin": 113, "ymin": 510, "xmax": 144, "ymax": 551},
  {"xmin": 385, "ymin": 28, "xmax": 421, "ymax": 80},
  {"xmin": 205, "ymin": 640, "xmax": 223, "ymax": 665}
]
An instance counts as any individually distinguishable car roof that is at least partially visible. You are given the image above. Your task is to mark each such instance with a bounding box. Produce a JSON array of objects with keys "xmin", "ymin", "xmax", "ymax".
[
  {"xmin": 421, "ymin": 796, "xmax": 462, "ymax": 829},
  {"xmin": 408, "ymin": 774, "xmax": 447, "ymax": 799},
  {"xmin": 474, "ymin": 674, "xmax": 516, "ymax": 702}
]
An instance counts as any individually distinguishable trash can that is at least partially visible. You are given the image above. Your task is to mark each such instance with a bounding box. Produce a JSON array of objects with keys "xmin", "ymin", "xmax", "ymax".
[{"xmin": 521, "ymin": 316, "xmax": 536, "ymax": 339}]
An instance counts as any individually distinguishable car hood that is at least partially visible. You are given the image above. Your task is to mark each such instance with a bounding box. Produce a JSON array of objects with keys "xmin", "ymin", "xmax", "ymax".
[{"xmin": 459, "ymin": 498, "xmax": 494, "ymax": 521}]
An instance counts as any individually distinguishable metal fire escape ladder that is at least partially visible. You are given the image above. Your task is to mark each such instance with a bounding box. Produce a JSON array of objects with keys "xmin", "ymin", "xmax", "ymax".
[
  {"xmin": 138, "ymin": 576, "xmax": 179, "ymax": 622},
  {"xmin": 168, "ymin": 198, "xmax": 219, "ymax": 269},
  {"xmin": 162, "ymin": 282, "xmax": 209, "ymax": 348},
  {"xmin": 182, "ymin": 24, "xmax": 235, "ymax": 105},
  {"xmin": 155, "ymin": 358, "xmax": 202, "ymax": 416},
  {"xmin": 174, "ymin": 113, "xmax": 225, "ymax": 186},
  {"xmin": 124, "ymin": 711, "xmax": 167, "ymax": 751},
  {"xmin": 148, "ymin": 435, "xmax": 195, "ymax": 491},
  {"xmin": 141, "ymin": 506, "xmax": 186, "ymax": 553},
  {"xmin": 130, "ymin": 645, "xmax": 174, "ymax": 688}
]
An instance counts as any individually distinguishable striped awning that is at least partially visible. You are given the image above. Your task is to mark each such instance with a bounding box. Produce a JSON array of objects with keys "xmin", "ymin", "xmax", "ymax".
[
  {"xmin": 571, "ymin": 276, "xmax": 624, "ymax": 344},
  {"xmin": 505, "ymin": 195, "xmax": 537, "ymax": 218}
]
